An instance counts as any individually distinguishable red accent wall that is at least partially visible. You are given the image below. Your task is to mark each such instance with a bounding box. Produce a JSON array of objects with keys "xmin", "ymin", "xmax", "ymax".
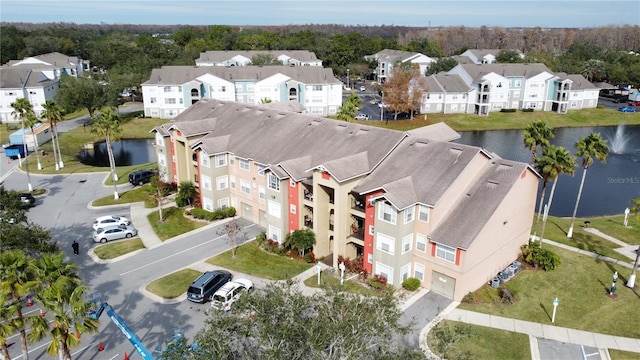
[
  {"xmin": 363, "ymin": 190, "xmax": 384, "ymax": 274},
  {"xmin": 431, "ymin": 242, "xmax": 436, "ymax": 257},
  {"xmin": 455, "ymin": 249, "xmax": 461, "ymax": 265},
  {"xmin": 288, "ymin": 180, "xmax": 300, "ymax": 231},
  {"xmin": 196, "ymin": 150, "xmax": 203, "ymax": 206},
  {"xmin": 322, "ymin": 171, "xmax": 330, "ymax": 180},
  {"xmin": 169, "ymin": 140, "xmax": 177, "ymax": 182}
]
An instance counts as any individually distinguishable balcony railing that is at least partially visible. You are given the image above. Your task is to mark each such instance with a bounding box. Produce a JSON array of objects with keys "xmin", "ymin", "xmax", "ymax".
[{"xmin": 350, "ymin": 227, "xmax": 364, "ymax": 240}]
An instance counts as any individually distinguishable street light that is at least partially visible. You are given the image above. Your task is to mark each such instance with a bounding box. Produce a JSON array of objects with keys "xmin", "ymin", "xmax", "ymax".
[
  {"xmin": 346, "ymin": 69, "xmax": 350, "ymax": 89},
  {"xmin": 624, "ymin": 207, "xmax": 630, "ymax": 227},
  {"xmin": 626, "ymin": 246, "xmax": 640, "ymax": 288},
  {"xmin": 551, "ymin": 297, "xmax": 559, "ymax": 323}
]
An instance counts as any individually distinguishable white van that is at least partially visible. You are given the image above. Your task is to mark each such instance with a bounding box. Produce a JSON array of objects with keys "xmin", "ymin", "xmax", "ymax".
[{"xmin": 210, "ymin": 279, "xmax": 254, "ymax": 311}]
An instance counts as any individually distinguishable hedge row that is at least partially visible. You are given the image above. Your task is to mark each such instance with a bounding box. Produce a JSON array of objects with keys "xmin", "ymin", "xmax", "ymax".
[{"xmin": 190, "ymin": 206, "xmax": 236, "ymax": 221}]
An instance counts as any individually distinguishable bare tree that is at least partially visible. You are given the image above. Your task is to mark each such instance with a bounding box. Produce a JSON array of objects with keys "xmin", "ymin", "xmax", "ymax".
[{"xmin": 217, "ymin": 220, "xmax": 246, "ymax": 258}]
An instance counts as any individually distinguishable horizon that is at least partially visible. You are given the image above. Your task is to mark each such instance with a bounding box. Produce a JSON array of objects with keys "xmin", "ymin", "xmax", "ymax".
[{"xmin": 1, "ymin": 1, "xmax": 638, "ymax": 29}]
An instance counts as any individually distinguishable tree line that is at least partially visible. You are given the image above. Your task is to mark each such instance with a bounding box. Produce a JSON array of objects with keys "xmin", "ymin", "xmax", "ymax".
[{"xmin": 2, "ymin": 23, "xmax": 639, "ymax": 86}]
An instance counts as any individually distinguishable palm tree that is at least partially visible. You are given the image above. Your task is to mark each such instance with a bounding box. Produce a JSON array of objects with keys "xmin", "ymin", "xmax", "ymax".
[
  {"xmin": 91, "ymin": 107, "xmax": 122, "ymax": 200},
  {"xmin": 30, "ymin": 254, "xmax": 97, "ymax": 360},
  {"xmin": 581, "ymin": 59, "xmax": 606, "ymax": 83},
  {"xmin": 25, "ymin": 111, "xmax": 43, "ymax": 170},
  {"xmin": 41, "ymin": 100, "xmax": 65, "ymax": 170},
  {"xmin": 567, "ymin": 133, "xmax": 609, "ymax": 238},
  {"xmin": 176, "ymin": 181, "xmax": 197, "ymax": 208},
  {"xmin": 523, "ymin": 120, "xmax": 554, "ymax": 164},
  {"xmin": 0, "ymin": 292, "xmax": 20, "ymax": 360},
  {"xmin": 10, "ymin": 98, "xmax": 34, "ymax": 192},
  {"xmin": 536, "ymin": 145, "xmax": 577, "ymax": 246},
  {"xmin": 0, "ymin": 249, "xmax": 39, "ymax": 360}
]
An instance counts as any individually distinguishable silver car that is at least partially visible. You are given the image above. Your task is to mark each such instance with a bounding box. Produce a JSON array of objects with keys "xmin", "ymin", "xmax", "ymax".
[{"xmin": 92, "ymin": 225, "xmax": 137, "ymax": 243}]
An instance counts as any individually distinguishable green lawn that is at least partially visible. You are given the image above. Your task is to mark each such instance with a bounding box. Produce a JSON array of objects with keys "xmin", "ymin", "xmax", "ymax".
[
  {"xmin": 93, "ymin": 238, "xmax": 145, "ymax": 259},
  {"xmin": 303, "ymin": 271, "xmax": 385, "ymax": 296},
  {"xmin": 355, "ymin": 107, "xmax": 640, "ymax": 132},
  {"xmin": 207, "ymin": 242, "xmax": 312, "ymax": 280},
  {"xmin": 146, "ymin": 269, "xmax": 202, "ymax": 299},
  {"xmin": 539, "ymin": 214, "xmax": 640, "ymax": 261},
  {"xmin": 427, "ymin": 320, "xmax": 530, "ymax": 360},
  {"xmin": 92, "ymin": 184, "xmax": 158, "ymax": 208},
  {"xmin": 459, "ymin": 245, "xmax": 639, "ymax": 339},
  {"xmin": 148, "ymin": 206, "xmax": 206, "ymax": 241}
]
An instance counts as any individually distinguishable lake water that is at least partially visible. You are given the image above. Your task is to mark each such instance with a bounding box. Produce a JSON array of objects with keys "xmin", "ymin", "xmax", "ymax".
[
  {"xmin": 78, "ymin": 139, "xmax": 156, "ymax": 167},
  {"xmin": 455, "ymin": 124, "xmax": 640, "ymax": 217}
]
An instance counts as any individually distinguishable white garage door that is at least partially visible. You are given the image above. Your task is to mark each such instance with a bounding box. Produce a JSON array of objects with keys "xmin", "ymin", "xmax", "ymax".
[{"xmin": 431, "ymin": 271, "xmax": 455, "ymax": 299}]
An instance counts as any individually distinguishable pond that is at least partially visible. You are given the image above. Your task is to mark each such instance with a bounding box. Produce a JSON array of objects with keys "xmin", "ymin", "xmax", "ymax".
[
  {"xmin": 455, "ymin": 124, "xmax": 640, "ymax": 217},
  {"xmin": 79, "ymin": 139, "xmax": 156, "ymax": 167}
]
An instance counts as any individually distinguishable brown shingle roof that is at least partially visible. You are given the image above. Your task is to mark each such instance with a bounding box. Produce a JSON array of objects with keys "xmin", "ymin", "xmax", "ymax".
[{"xmin": 196, "ymin": 50, "xmax": 320, "ymax": 63}]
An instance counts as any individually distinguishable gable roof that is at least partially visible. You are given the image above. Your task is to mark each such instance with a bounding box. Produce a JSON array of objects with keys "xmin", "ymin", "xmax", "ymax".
[
  {"xmin": 142, "ymin": 65, "xmax": 340, "ymax": 86},
  {"xmin": 555, "ymin": 73, "xmax": 598, "ymax": 90},
  {"xmin": 196, "ymin": 50, "xmax": 320, "ymax": 63},
  {"xmin": 459, "ymin": 63, "xmax": 554, "ymax": 81},
  {"xmin": 367, "ymin": 49, "xmax": 425, "ymax": 64},
  {"xmin": 5, "ymin": 52, "xmax": 80, "ymax": 68},
  {"xmin": 429, "ymin": 159, "xmax": 531, "ymax": 250},
  {"xmin": 428, "ymin": 72, "xmax": 472, "ymax": 93},
  {"xmin": 0, "ymin": 68, "xmax": 57, "ymax": 89}
]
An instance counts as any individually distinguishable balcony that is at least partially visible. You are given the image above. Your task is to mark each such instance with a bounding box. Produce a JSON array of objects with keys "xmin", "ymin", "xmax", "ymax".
[
  {"xmin": 304, "ymin": 189, "xmax": 313, "ymax": 201},
  {"xmin": 304, "ymin": 216, "xmax": 313, "ymax": 228},
  {"xmin": 350, "ymin": 227, "xmax": 364, "ymax": 240}
]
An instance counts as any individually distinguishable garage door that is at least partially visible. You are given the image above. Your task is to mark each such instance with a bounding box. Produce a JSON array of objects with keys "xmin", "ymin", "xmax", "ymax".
[
  {"xmin": 431, "ymin": 271, "xmax": 455, "ymax": 299},
  {"xmin": 241, "ymin": 203, "xmax": 253, "ymax": 222}
]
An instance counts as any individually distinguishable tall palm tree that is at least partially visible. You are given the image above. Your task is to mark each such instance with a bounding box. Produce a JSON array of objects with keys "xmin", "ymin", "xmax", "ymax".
[
  {"xmin": 0, "ymin": 249, "xmax": 39, "ymax": 360},
  {"xmin": 536, "ymin": 145, "xmax": 577, "ymax": 246},
  {"xmin": 523, "ymin": 120, "xmax": 554, "ymax": 164},
  {"xmin": 41, "ymin": 100, "xmax": 65, "ymax": 170},
  {"xmin": 581, "ymin": 59, "xmax": 606, "ymax": 83},
  {"xmin": 567, "ymin": 133, "xmax": 609, "ymax": 238},
  {"xmin": 91, "ymin": 107, "xmax": 122, "ymax": 200},
  {"xmin": 25, "ymin": 111, "xmax": 43, "ymax": 170},
  {"xmin": 10, "ymin": 98, "xmax": 34, "ymax": 192}
]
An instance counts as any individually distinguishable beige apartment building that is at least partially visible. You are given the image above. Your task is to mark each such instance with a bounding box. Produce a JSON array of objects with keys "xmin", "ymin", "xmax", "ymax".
[{"xmin": 153, "ymin": 99, "xmax": 539, "ymax": 300}]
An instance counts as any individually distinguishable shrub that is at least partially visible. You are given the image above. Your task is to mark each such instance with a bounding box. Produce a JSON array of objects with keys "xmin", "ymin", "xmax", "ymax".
[
  {"xmin": 189, "ymin": 207, "xmax": 236, "ymax": 222},
  {"xmin": 521, "ymin": 241, "xmax": 561, "ymax": 271},
  {"xmin": 499, "ymin": 287, "xmax": 515, "ymax": 304},
  {"xmin": 367, "ymin": 274, "xmax": 388, "ymax": 290},
  {"xmin": 158, "ymin": 181, "xmax": 177, "ymax": 197},
  {"xmin": 303, "ymin": 252, "xmax": 316, "ymax": 263},
  {"xmin": 256, "ymin": 232, "xmax": 267, "ymax": 247},
  {"xmin": 461, "ymin": 291, "xmax": 478, "ymax": 304},
  {"xmin": 499, "ymin": 108, "xmax": 517, "ymax": 112},
  {"xmin": 402, "ymin": 277, "xmax": 421, "ymax": 291},
  {"xmin": 337, "ymin": 255, "xmax": 368, "ymax": 278},
  {"xmin": 521, "ymin": 108, "xmax": 534, "ymax": 112}
]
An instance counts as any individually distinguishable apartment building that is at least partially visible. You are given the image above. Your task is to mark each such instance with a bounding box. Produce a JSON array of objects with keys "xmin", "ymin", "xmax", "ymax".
[
  {"xmin": 141, "ymin": 65, "xmax": 342, "ymax": 119},
  {"xmin": 195, "ymin": 50, "xmax": 322, "ymax": 67},
  {"xmin": 153, "ymin": 99, "xmax": 539, "ymax": 300},
  {"xmin": 365, "ymin": 49, "xmax": 436, "ymax": 83},
  {"xmin": 1, "ymin": 52, "xmax": 88, "ymax": 123}
]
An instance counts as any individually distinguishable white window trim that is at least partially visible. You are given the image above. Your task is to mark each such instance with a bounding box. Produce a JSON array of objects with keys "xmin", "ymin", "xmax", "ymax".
[
  {"xmin": 239, "ymin": 159, "xmax": 250, "ymax": 171},
  {"xmin": 376, "ymin": 233, "xmax": 395, "ymax": 255},
  {"xmin": 375, "ymin": 262, "xmax": 394, "ymax": 285},
  {"xmin": 401, "ymin": 234, "xmax": 413, "ymax": 254},
  {"xmin": 215, "ymin": 154, "xmax": 226, "ymax": 167},
  {"xmin": 378, "ymin": 202, "xmax": 397, "ymax": 225},
  {"xmin": 240, "ymin": 179, "xmax": 251, "ymax": 195},
  {"xmin": 404, "ymin": 206, "xmax": 414, "ymax": 224},
  {"xmin": 414, "ymin": 263, "xmax": 425, "ymax": 281},
  {"xmin": 216, "ymin": 176, "xmax": 228, "ymax": 190},
  {"xmin": 419, "ymin": 205, "xmax": 429, "ymax": 223},
  {"xmin": 436, "ymin": 243, "xmax": 456, "ymax": 263},
  {"xmin": 268, "ymin": 173, "xmax": 280, "ymax": 191},
  {"xmin": 416, "ymin": 234, "xmax": 427, "ymax": 252}
]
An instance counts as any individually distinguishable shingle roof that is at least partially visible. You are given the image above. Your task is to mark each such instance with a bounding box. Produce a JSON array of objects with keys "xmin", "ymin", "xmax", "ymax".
[
  {"xmin": 167, "ymin": 100, "xmax": 407, "ymax": 182},
  {"xmin": 368, "ymin": 49, "xmax": 422, "ymax": 63},
  {"xmin": 460, "ymin": 63, "xmax": 554, "ymax": 81},
  {"xmin": 352, "ymin": 138, "xmax": 485, "ymax": 209},
  {"xmin": 555, "ymin": 73, "xmax": 598, "ymax": 90},
  {"xmin": 407, "ymin": 122, "xmax": 461, "ymax": 142},
  {"xmin": 142, "ymin": 65, "xmax": 340, "ymax": 86},
  {"xmin": 196, "ymin": 50, "xmax": 320, "ymax": 63},
  {"xmin": 5, "ymin": 52, "xmax": 80, "ymax": 67},
  {"xmin": 0, "ymin": 68, "xmax": 57, "ymax": 88},
  {"xmin": 431, "ymin": 73, "xmax": 472, "ymax": 93},
  {"xmin": 429, "ymin": 159, "xmax": 530, "ymax": 249}
]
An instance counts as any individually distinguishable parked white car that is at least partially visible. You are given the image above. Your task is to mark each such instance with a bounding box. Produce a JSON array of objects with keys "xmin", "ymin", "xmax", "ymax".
[
  {"xmin": 92, "ymin": 215, "xmax": 130, "ymax": 230},
  {"xmin": 92, "ymin": 225, "xmax": 137, "ymax": 243},
  {"xmin": 210, "ymin": 279, "xmax": 254, "ymax": 311},
  {"xmin": 355, "ymin": 113, "xmax": 370, "ymax": 121}
]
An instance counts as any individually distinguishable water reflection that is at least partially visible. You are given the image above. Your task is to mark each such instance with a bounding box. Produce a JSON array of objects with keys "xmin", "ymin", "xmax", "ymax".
[
  {"xmin": 456, "ymin": 124, "xmax": 640, "ymax": 217},
  {"xmin": 79, "ymin": 139, "xmax": 156, "ymax": 167}
]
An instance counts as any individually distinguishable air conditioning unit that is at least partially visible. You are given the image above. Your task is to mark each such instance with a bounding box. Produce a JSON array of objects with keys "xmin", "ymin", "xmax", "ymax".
[{"xmin": 368, "ymin": 199, "xmax": 376, "ymax": 206}]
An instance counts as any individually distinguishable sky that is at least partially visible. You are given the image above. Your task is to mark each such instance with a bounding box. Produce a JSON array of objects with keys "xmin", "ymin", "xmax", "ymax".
[{"xmin": 1, "ymin": 0, "xmax": 638, "ymax": 28}]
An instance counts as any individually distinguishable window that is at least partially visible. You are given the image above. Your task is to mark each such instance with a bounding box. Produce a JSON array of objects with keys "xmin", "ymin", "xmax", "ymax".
[
  {"xmin": 436, "ymin": 244, "xmax": 456, "ymax": 263},
  {"xmin": 163, "ymin": 86, "xmax": 171, "ymax": 92},
  {"xmin": 258, "ymin": 164, "xmax": 267, "ymax": 176},
  {"xmin": 201, "ymin": 175, "xmax": 212, "ymax": 190},
  {"xmin": 218, "ymin": 198, "xmax": 229, "ymax": 208},
  {"xmin": 216, "ymin": 176, "xmax": 228, "ymax": 190},
  {"xmin": 259, "ymin": 186, "xmax": 266, "ymax": 200},
  {"xmin": 203, "ymin": 197, "xmax": 213, "ymax": 211},
  {"xmin": 268, "ymin": 200, "xmax": 281, "ymax": 218},
  {"xmin": 200, "ymin": 156, "xmax": 210, "ymax": 168},
  {"xmin": 418, "ymin": 205, "xmax": 429, "ymax": 222},
  {"xmin": 165, "ymin": 98, "xmax": 176, "ymax": 104},
  {"xmin": 239, "ymin": 159, "xmax": 250, "ymax": 171},
  {"xmin": 289, "ymin": 179, "xmax": 296, "ymax": 187},
  {"xmin": 367, "ymin": 253, "xmax": 373, "ymax": 264},
  {"xmin": 402, "ymin": 234, "xmax": 413, "ymax": 254},
  {"xmin": 230, "ymin": 176, "xmax": 236, "ymax": 189},
  {"xmin": 401, "ymin": 263, "xmax": 411, "ymax": 281},
  {"xmin": 375, "ymin": 262, "xmax": 393, "ymax": 285},
  {"xmin": 229, "ymin": 155, "xmax": 235, "ymax": 165},
  {"xmin": 179, "ymin": 98, "xmax": 183, "ymax": 104},
  {"xmin": 378, "ymin": 202, "xmax": 397, "ymax": 224},
  {"xmin": 240, "ymin": 180, "xmax": 251, "ymax": 195},
  {"xmin": 416, "ymin": 234, "xmax": 427, "ymax": 252},
  {"xmin": 215, "ymin": 154, "xmax": 226, "ymax": 167},
  {"xmin": 414, "ymin": 263, "xmax": 425, "ymax": 281},
  {"xmin": 376, "ymin": 233, "xmax": 395, "ymax": 255},
  {"xmin": 404, "ymin": 206, "xmax": 414, "ymax": 223},
  {"xmin": 150, "ymin": 97, "xmax": 156, "ymax": 104},
  {"xmin": 312, "ymin": 85, "xmax": 322, "ymax": 91},
  {"xmin": 268, "ymin": 173, "xmax": 280, "ymax": 191},
  {"xmin": 178, "ymin": 86, "xmax": 182, "ymax": 92},
  {"xmin": 268, "ymin": 225, "xmax": 281, "ymax": 242}
]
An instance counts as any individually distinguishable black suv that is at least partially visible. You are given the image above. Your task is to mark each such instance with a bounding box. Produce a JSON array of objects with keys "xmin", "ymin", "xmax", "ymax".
[
  {"xmin": 187, "ymin": 270, "xmax": 233, "ymax": 303},
  {"xmin": 128, "ymin": 169, "xmax": 157, "ymax": 186},
  {"xmin": 19, "ymin": 193, "xmax": 36, "ymax": 208}
]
